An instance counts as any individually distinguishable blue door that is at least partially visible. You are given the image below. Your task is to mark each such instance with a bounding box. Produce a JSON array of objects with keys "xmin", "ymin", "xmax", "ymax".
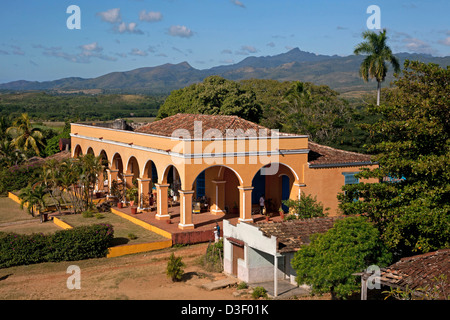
[
  {"xmin": 281, "ymin": 175, "xmax": 289, "ymax": 212},
  {"xmin": 252, "ymin": 170, "xmax": 266, "ymax": 204}
]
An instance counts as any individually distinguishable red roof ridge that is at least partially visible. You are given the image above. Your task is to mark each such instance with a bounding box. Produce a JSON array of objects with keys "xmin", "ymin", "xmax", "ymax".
[{"xmin": 308, "ymin": 140, "xmax": 371, "ymax": 158}]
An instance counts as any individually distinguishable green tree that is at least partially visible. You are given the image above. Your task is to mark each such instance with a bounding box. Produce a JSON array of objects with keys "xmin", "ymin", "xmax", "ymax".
[
  {"xmin": 157, "ymin": 76, "xmax": 262, "ymax": 123},
  {"xmin": 260, "ymin": 81, "xmax": 354, "ymax": 144},
  {"xmin": 354, "ymin": 29, "xmax": 400, "ymax": 106},
  {"xmin": 78, "ymin": 153, "xmax": 105, "ymax": 211},
  {"xmin": 291, "ymin": 216, "xmax": 392, "ymax": 299},
  {"xmin": 19, "ymin": 183, "xmax": 48, "ymax": 222},
  {"xmin": 166, "ymin": 253, "xmax": 185, "ymax": 282},
  {"xmin": 338, "ymin": 61, "xmax": 450, "ymax": 256},
  {"xmin": 0, "ymin": 138, "xmax": 26, "ymax": 167},
  {"xmin": 282, "ymin": 192, "xmax": 329, "ymax": 219},
  {"xmin": 6, "ymin": 113, "xmax": 44, "ymax": 156}
]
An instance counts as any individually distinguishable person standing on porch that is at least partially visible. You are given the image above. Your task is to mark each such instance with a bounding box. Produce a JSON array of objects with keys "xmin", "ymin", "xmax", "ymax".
[
  {"xmin": 259, "ymin": 195, "xmax": 265, "ymax": 215},
  {"xmin": 214, "ymin": 224, "xmax": 219, "ymax": 243}
]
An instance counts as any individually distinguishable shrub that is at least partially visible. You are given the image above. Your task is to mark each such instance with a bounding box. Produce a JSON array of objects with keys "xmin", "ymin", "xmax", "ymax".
[
  {"xmin": 0, "ymin": 224, "xmax": 114, "ymax": 268},
  {"xmin": 166, "ymin": 252, "xmax": 185, "ymax": 282},
  {"xmin": 82, "ymin": 210, "xmax": 94, "ymax": 218},
  {"xmin": 282, "ymin": 192, "xmax": 329, "ymax": 219},
  {"xmin": 291, "ymin": 216, "xmax": 392, "ymax": 299},
  {"xmin": 95, "ymin": 213, "xmax": 104, "ymax": 219},
  {"xmin": 237, "ymin": 282, "xmax": 248, "ymax": 290},
  {"xmin": 252, "ymin": 286, "xmax": 268, "ymax": 299}
]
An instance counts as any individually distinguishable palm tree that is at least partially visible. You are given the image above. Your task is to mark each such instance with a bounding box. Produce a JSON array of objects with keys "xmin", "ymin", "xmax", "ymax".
[
  {"xmin": 6, "ymin": 113, "xmax": 44, "ymax": 156},
  {"xmin": 0, "ymin": 138, "xmax": 26, "ymax": 167},
  {"xmin": 19, "ymin": 183, "xmax": 47, "ymax": 221},
  {"xmin": 354, "ymin": 29, "xmax": 400, "ymax": 106},
  {"xmin": 79, "ymin": 154, "xmax": 104, "ymax": 211}
]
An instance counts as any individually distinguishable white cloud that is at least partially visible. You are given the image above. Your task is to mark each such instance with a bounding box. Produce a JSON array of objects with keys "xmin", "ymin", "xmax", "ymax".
[
  {"xmin": 129, "ymin": 48, "xmax": 148, "ymax": 56},
  {"xmin": 116, "ymin": 22, "xmax": 143, "ymax": 34},
  {"xmin": 403, "ymin": 37, "xmax": 437, "ymax": 55},
  {"xmin": 438, "ymin": 37, "xmax": 450, "ymax": 46},
  {"xmin": 80, "ymin": 42, "xmax": 102, "ymax": 52},
  {"xmin": 139, "ymin": 10, "xmax": 163, "ymax": 22},
  {"xmin": 236, "ymin": 45, "xmax": 257, "ymax": 55},
  {"xmin": 168, "ymin": 25, "xmax": 194, "ymax": 38},
  {"xmin": 96, "ymin": 8, "xmax": 122, "ymax": 24},
  {"xmin": 230, "ymin": 0, "xmax": 245, "ymax": 8},
  {"xmin": 42, "ymin": 42, "xmax": 117, "ymax": 63}
]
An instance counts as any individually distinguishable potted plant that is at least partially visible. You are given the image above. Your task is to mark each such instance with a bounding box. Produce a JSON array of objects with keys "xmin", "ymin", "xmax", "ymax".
[
  {"xmin": 232, "ymin": 202, "xmax": 239, "ymax": 215},
  {"xmin": 130, "ymin": 207, "xmax": 137, "ymax": 214},
  {"xmin": 126, "ymin": 187, "xmax": 138, "ymax": 207},
  {"xmin": 279, "ymin": 207, "xmax": 285, "ymax": 220}
]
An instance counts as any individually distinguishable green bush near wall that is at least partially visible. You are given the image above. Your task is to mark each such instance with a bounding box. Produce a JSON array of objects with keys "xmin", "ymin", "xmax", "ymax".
[{"xmin": 0, "ymin": 223, "xmax": 114, "ymax": 268}]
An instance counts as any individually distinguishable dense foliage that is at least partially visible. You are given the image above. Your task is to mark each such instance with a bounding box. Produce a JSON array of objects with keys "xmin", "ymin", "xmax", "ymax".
[
  {"xmin": 282, "ymin": 192, "xmax": 329, "ymax": 219},
  {"xmin": 0, "ymin": 92, "xmax": 163, "ymax": 121},
  {"xmin": 0, "ymin": 224, "xmax": 114, "ymax": 268},
  {"xmin": 291, "ymin": 216, "xmax": 392, "ymax": 299},
  {"xmin": 157, "ymin": 75, "xmax": 263, "ymax": 123},
  {"xmin": 0, "ymin": 162, "xmax": 42, "ymax": 196},
  {"xmin": 338, "ymin": 61, "xmax": 450, "ymax": 256}
]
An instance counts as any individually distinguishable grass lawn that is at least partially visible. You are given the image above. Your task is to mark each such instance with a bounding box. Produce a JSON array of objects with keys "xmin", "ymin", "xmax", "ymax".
[
  {"xmin": 0, "ymin": 196, "xmax": 61, "ymax": 234},
  {"xmin": 57, "ymin": 211, "xmax": 168, "ymax": 246},
  {"xmin": 0, "ymin": 196, "xmax": 35, "ymax": 224}
]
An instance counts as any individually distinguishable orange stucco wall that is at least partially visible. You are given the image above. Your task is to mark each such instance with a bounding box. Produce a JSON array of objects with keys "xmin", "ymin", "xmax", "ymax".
[{"xmin": 302, "ymin": 164, "xmax": 379, "ymax": 216}]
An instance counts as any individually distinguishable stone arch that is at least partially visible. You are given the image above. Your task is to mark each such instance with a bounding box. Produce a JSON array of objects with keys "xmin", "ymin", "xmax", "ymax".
[
  {"xmin": 73, "ymin": 144, "xmax": 83, "ymax": 158},
  {"xmin": 251, "ymin": 162, "xmax": 298, "ymax": 214},
  {"xmin": 111, "ymin": 152, "xmax": 124, "ymax": 180},
  {"xmin": 125, "ymin": 156, "xmax": 140, "ymax": 188},
  {"xmin": 86, "ymin": 147, "xmax": 94, "ymax": 155},
  {"xmin": 190, "ymin": 165, "xmax": 242, "ymax": 216},
  {"xmin": 162, "ymin": 164, "xmax": 181, "ymax": 197}
]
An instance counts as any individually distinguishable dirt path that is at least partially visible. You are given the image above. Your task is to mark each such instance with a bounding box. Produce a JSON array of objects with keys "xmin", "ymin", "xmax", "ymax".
[{"xmin": 0, "ymin": 243, "xmax": 245, "ymax": 300}]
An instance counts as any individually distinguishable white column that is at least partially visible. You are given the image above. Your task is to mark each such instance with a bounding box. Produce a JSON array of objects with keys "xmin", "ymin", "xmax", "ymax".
[{"xmin": 274, "ymin": 254, "xmax": 278, "ymax": 297}]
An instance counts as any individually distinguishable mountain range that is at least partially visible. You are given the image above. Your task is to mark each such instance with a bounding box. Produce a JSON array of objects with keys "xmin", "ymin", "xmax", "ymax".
[{"xmin": 1, "ymin": 48, "xmax": 449, "ymax": 94}]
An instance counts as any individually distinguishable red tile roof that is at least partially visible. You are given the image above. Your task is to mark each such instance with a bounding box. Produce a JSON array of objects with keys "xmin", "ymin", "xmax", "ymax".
[
  {"xmin": 308, "ymin": 141, "xmax": 373, "ymax": 166},
  {"xmin": 364, "ymin": 249, "xmax": 450, "ymax": 299},
  {"xmin": 255, "ymin": 216, "xmax": 343, "ymax": 253},
  {"xmin": 134, "ymin": 114, "xmax": 373, "ymax": 166},
  {"xmin": 135, "ymin": 113, "xmax": 273, "ymax": 138}
]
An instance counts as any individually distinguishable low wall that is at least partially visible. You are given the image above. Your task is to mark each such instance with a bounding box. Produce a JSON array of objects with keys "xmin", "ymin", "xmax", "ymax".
[
  {"xmin": 53, "ymin": 217, "xmax": 73, "ymax": 230},
  {"xmin": 8, "ymin": 192, "xmax": 21, "ymax": 205},
  {"xmin": 172, "ymin": 230, "xmax": 215, "ymax": 245},
  {"xmin": 107, "ymin": 240, "xmax": 172, "ymax": 258}
]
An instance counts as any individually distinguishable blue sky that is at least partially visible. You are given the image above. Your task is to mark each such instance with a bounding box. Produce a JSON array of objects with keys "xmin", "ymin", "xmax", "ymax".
[{"xmin": 0, "ymin": 0, "xmax": 449, "ymax": 83}]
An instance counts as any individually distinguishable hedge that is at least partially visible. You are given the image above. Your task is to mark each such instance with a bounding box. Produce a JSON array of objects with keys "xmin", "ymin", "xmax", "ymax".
[{"xmin": 0, "ymin": 223, "xmax": 114, "ymax": 268}]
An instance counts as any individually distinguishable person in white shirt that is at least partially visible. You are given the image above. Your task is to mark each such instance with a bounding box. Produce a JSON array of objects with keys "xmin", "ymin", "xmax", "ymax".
[{"xmin": 259, "ymin": 195, "xmax": 265, "ymax": 215}]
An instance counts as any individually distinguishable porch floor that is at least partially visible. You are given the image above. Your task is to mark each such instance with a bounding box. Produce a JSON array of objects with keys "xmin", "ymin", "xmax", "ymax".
[{"xmin": 112, "ymin": 203, "xmax": 285, "ymax": 244}]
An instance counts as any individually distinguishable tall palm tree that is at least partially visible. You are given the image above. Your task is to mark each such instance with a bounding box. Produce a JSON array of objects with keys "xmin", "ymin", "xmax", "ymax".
[
  {"xmin": 6, "ymin": 113, "xmax": 44, "ymax": 156},
  {"xmin": 354, "ymin": 29, "xmax": 400, "ymax": 106}
]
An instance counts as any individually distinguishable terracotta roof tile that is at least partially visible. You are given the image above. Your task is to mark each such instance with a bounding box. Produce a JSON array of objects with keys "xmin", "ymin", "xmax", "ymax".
[
  {"xmin": 364, "ymin": 249, "xmax": 450, "ymax": 298},
  {"xmin": 135, "ymin": 113, "xmax": 272, "ymax": 138},
  {"xmin": 255, "ymin": 216, "xmax": 343, "ymax": 253},
  {"xmin": 308, "ymin": 141, "xmax": 373, "ymax": 166}
]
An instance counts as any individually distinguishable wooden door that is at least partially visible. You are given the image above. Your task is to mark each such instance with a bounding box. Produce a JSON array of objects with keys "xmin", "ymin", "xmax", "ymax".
[{"xmin": 232, "ymin": 243, "xmax": 244, "ymax": 276}]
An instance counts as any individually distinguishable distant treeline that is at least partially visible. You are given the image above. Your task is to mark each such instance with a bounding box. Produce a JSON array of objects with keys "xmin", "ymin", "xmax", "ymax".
[{"xmin": 0, "ymin": 92, "xmax": 165, "ymax": 121}]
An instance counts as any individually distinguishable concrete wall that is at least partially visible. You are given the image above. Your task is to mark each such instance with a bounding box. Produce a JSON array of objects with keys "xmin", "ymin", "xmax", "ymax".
[{"xmin": 223, "ymin": 220, "xmax": 293, "ymax": 284}]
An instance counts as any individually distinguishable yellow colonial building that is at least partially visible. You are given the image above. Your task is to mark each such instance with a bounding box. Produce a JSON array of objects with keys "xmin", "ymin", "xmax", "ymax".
[{"xmin": 70, "ymin": 114, "xmax": 376, "ymax": 230}]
